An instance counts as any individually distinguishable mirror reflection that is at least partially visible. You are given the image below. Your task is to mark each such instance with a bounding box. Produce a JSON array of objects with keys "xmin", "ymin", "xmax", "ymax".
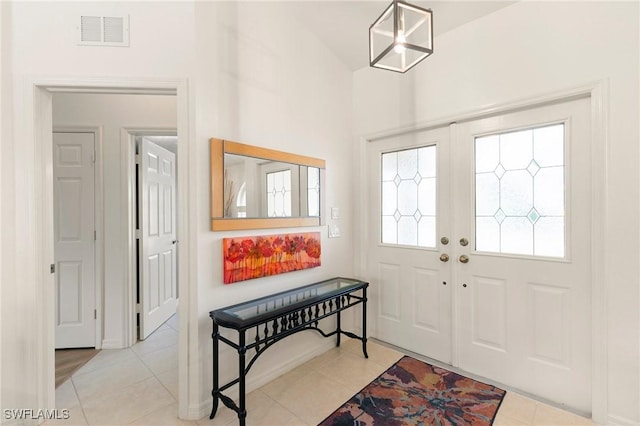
[{"xmin": 223, "ymin": 153, "xmax": 320, "ymax": 219}]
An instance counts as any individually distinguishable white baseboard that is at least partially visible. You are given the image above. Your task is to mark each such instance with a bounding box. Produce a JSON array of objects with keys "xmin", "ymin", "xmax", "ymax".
[
  {"xmin": 608, "ymin": 415, "xmax": 640, "ymax": 426},
  {"xmin": 198, "ymin": 340, "xmax": 335, "ymax": 420},
  {"xmin": 100, "ymin": 339, "xmax": 124, "ymax": 349},
  {"xmin": 186, "ymin": 403, "xmax": 205, "ymax": 422}
]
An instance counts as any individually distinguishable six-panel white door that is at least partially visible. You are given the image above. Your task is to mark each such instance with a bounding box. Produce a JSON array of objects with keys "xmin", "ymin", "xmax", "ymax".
[
  {"xmin": 139, "ymin": 138, "xmax": 178, "ymax": 340},
  {"xmin": 366, "ymin": 97, "xmax": 592, "ymax": 412},
  {"xmin": 54, "ymin": 132, "xmax": 96, "ymax": 349}
]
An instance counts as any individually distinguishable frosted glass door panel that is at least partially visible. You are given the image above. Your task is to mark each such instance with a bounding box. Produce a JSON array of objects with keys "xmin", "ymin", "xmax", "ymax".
[
  {"xmin": 474, "ymin": 124, "xmax": 565, "ymax": 257},
  {"xmin": 381, "ymin": 146, "xmax": 436, "ymax": 248}
]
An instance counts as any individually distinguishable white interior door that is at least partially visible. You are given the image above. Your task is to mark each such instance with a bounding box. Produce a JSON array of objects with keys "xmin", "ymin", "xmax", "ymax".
[
  {"xmin": 367, "ymin": 126, "xmax": 453, "ymax": 363},
  {"xmin": 366, "ymin": 97, "xmax": 592, "ymax": 412},
  {"xmin": 53, "ymin": 132, "xmax": 96, "ymax": 349},
  {"xmin": 139, "ymin": 138, "xmax": 178, "ymax": 340},
  {"xmin": 454, "ymin": 97, "xmax": 592, "ymax": 412}
]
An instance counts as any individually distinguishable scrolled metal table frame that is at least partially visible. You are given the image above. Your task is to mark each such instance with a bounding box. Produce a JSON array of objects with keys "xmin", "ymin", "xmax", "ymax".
[{"xmin": 209, "ymin": 277, "xmax": 368, "ymax": 425}]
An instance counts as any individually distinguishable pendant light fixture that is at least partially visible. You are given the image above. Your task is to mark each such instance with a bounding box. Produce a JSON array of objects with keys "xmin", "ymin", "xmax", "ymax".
[{"xmin": 369, "ymin": 0, "xmax": 433, "ymax": 73}]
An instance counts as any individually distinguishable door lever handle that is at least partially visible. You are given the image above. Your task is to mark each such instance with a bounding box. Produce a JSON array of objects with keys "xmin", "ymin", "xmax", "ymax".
[{"xmin": 172, "ymin": 240, "xmax": 179, "ymax": 245}]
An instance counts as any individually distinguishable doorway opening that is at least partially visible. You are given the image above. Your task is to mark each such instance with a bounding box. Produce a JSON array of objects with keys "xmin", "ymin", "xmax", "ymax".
[{"xmin": 30, "ymin": 78, "xmax": 194, "ymax": 420}]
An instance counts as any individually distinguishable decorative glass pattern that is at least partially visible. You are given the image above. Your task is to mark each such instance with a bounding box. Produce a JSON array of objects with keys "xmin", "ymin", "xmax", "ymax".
[
  {"xmin": 307, "ymin": 167, "xmax": 320, "ymax": 217},
  {"xmin": 266, "ymin": 170, "xmax": 292, "ymax": 217},
  {"xmin": 381, "ymin": 146, "xmax": 436, "ymax": 247},
  {"xmin": 475, "ymin": 124, "xmax": 565, "ymax": 257}
]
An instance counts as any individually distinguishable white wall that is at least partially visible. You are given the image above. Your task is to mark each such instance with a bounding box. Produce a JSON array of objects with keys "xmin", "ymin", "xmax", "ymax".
[
  {"xmin": 52, "ymin": 93, "xmax": 177, "ymax": 348},
  {"xmin": 353, "ymin": 2, "xmax": 639, "ymax": 424},
  {"xmin": 1, "ymin": 0, "xmax": 355, "ymax": 420},
  {"xmin": 1, "ymin": 0, "xmax": 196, "ymax": 416},
  {"xmin": 192, "ymin": 1, "xmax": 355, "ymax": 411}
]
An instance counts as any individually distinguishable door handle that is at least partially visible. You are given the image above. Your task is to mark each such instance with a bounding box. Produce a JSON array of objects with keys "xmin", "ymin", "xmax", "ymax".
[
  {"xmin": 459, "ymin": 255, "xmax": 469, "ymax": 264},
  {"xmin": 172, "ymin": 240, "xmax": 178, "ymax": 245},
  {"xmin": 439, "ymin": 254, "xmax": 450, "ymax": 262}
]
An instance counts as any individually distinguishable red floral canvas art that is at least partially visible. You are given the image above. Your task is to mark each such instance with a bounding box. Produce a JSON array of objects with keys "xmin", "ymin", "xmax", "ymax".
[{"xmin": 223, "ymin": 232, "xmax": 321, "ymax": 284}]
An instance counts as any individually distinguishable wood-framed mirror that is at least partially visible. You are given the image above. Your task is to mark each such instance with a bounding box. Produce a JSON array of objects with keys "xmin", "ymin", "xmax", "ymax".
[{"xmin": 210, "ymin": 138, "xmax": 326, "ymax": 231}]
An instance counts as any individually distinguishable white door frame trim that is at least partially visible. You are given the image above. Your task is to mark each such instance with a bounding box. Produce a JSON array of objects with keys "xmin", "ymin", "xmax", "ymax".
[
  {"xmin": 27, "ymin": 77, "xmax": 198, "ymax": 420},
  {"xmin": 121, "ymin": 127, "xmax": 178, "ymax": 348},
  {"xmin": 357, "ymin": 80, "xmax": 608, "ymax": 423},
  {"xmin": 53, "ymin": 126, "xmax": 104, "ymax": 350}
]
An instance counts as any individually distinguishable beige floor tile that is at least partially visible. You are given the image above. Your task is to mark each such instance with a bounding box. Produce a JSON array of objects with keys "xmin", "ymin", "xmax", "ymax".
[
  {"xmin": 314, "ymin": 351, "xmax": 388, "ymax": 391},
  {"xmin": 73, "ymin": 348, "xmax": 137, "ymax": 377},
  {"xmin": 533, "ymin": 403, "xmax": 593, "ymax": 426},
  {"xmin": 264, "ymin": 370, "xmax": 356, "ymax": 425},
  {"xmin": 301, "ymin": 346, "xmax": 343, "ymax": 370},
  {"xmin": 497, "ymin": 392, "xmax": 538, "ymax": 425},
  {"xmin": 128, "ymin": 402, "xmax": 197, "ymax": 425},
  {"xmin": 132, "ymin": 329, "xmax": 179, "ymax": 357},
  {"xmin": 72, "ymin": 356, "xmax": 153, "ymax": 401},
  {"xmin": 203, "ymin": 402, "xmax": 239, "ymax": 426},
  {"xmin": 156, "ymin": 367, "xmax": 179, "ymax": 400},
  {"xmin": 244, "ymin": 390, "xmax": 300, "ymax": 426},
  {"xmin": 258, "ymin": 364, "xmax": 316, "ymax": 401},
  {"xmin": 56, "ymin": 379, "xmax": 80, "ymax": 409},
  {"xmin": 42, "ymin": 405, "xmax": 88, "ymax": 426},
  {"xmin": 493, "ymin": 413, "xmax": 532, "ymax": 426},
  {"xmin": 137, "ymin": 344, "xmax": 178, "ymax": 376},
  {"xmin": 81, "ymin": 377, "xmax": 175, "ymax": 425},
  {"xmin": 166, "ymin": 314, "xmax": 180, "ymax": 332}
]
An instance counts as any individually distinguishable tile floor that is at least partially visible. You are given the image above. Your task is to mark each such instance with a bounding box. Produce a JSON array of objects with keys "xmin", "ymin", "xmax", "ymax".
[{"xmin": 48, "ymin": 316, "xmax": 594, "ymax": 425}]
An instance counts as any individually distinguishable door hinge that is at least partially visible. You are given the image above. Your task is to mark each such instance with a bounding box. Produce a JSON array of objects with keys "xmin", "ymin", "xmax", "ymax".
[
  {"xmin": 135, "ymin": 303, "xmax": 141, "ymax": 314},
  {"xmin": 50, "ymin": 264, "xmax": 55, "ymax": 274},
  {"xmin": 94, "ymin": 230, "xmax": 97, "ymax": 241},
  {"xmin": 135, "ymin": 229, "xmax": 141, "ymax": 239},
  {"xmin": 135, "ymin": 154, "xmax": 141, "ymax": 165},
  {"xmin": 94, "ymin": 309, "xmax": 97, "ymax": 320}
]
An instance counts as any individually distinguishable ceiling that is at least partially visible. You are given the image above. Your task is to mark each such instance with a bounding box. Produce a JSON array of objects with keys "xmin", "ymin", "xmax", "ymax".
[{"xmin": 286, "ymin": 1, "xmax": 516, "ymax": 71}]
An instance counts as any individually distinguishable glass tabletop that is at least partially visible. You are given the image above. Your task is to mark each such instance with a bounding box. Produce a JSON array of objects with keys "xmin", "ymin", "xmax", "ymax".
[{"xmin": 211, "ymin": 277, "xmax": 367, "ymax": 328}]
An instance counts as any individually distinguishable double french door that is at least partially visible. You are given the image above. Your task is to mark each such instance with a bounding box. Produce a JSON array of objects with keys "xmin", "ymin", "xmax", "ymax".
[{"xmin": 366, "ymin": 97, "xmax": 591, "ymax": 412}]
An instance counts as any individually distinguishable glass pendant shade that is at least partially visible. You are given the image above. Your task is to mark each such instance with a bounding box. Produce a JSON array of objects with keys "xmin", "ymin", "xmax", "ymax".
[{"xmin": 369, "ymin": 0, "xmax": 433, "ymax": 73}]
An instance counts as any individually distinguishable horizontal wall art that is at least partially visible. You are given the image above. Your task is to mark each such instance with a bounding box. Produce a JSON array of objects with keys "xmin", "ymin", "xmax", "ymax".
[{"xmin": 223, "ymin": 232, "xmax": 321, "ymax": 284}]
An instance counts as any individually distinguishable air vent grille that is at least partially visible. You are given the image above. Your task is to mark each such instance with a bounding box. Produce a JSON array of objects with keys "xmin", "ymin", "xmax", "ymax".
[
  {"xmin": 79, "ymin": 15, "xmax": 129, "ymax": 47},
  {"xmin": 80, "ymin": 16, "xmax": 102, "ymax": 42}
]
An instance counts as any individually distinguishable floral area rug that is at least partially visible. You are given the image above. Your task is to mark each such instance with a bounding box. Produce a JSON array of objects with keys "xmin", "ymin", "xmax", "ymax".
[{"xmin": 319, "ymin": 356, "xmax": 506, "ymax": 426}]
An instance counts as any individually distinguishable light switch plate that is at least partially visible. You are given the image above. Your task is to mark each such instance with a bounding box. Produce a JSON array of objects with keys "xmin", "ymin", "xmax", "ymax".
[
  {"xmin": 331, "ymin": 207, "xmax": 340, "ymax": 220},
  {"xmin": 328, "ymin": 224, "xmax": 341, "ymax": 238}
]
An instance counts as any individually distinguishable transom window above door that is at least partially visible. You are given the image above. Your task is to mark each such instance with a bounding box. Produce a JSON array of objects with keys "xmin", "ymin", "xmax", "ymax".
[
  {"xmin": 381, "ymin": 145, "xmax": 436, "ymax": 248},
  {"xmin": 475, "ymin": 123, "xmax": 565, "ymax": 258}
]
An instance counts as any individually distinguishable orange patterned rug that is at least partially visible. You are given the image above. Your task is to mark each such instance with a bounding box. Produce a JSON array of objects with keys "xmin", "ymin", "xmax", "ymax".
[{"xmin": 319, "ymin": 356, "xmax": 506, "ymax": 425}]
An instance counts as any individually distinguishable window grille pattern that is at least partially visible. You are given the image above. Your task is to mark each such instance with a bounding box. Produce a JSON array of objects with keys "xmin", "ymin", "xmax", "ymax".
[
  {"xmin": 266, "ymin": 170, "xmax": 292, "ymax": 217},
  {"xmin": 381, "ymin": 146, "xmax": 436, "ymax": 247},
  {"xmin": 307, "ymin": 167, "xmax": 320, "ymax": 217},
  {"xmin": 475, "ymin": 124, "xmax": 565, "ymax": 257}
]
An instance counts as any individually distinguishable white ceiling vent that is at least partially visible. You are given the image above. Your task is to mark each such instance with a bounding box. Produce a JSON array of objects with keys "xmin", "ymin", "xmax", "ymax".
[{"xmin": 79, "ymin": 15, "xmax": 129, "ymax": 47}]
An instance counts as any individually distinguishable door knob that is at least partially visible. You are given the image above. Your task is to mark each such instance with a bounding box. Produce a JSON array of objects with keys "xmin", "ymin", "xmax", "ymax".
[
  {"xmin": 440, "ymin": 237, "xmax": 449, "ymax": 245},
  {"xmin": 459, "ymin": 255, "xmax": 469, "ymax": 264},
  {"xmin": 439, "ymin": 254, "xmax": 450, "ymax": 262},
  {"xmin": 459, "ymin": 238, "xmax": 469, "ymax": 247}
]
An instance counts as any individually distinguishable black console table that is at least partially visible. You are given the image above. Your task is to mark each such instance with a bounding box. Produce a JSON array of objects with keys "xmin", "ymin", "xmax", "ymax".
[{"xmin": 209, "ymin": 277, "xmax": 369, "ymax": 425}]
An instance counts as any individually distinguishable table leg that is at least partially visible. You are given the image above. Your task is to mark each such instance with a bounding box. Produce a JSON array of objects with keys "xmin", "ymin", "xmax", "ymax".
[
  {"xmin": 362, "ymin": 288, "xmax": 369, "ymax": 359},
  {"xmin": 238, "ymin": 331, "xmax": 247, "ymax": 426},
  {"xmin": 336, "ymin": 297, "xmax": 342, "ymax": 348},
  {"xmin": 210, "ymin": 322, "xmax": 220, "ymax": 419}
]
